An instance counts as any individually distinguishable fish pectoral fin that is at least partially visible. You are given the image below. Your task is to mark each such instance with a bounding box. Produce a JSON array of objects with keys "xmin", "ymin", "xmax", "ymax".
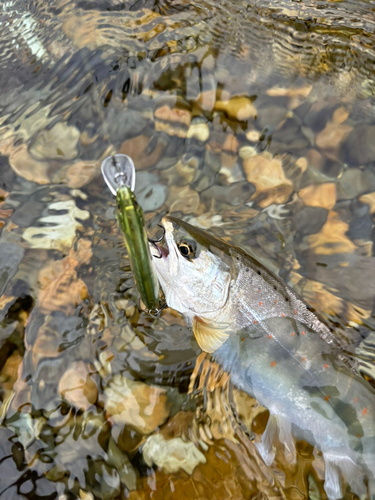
[{"xmin": 193, "ymin": 317, "xmax": 230, "ymax": 353}]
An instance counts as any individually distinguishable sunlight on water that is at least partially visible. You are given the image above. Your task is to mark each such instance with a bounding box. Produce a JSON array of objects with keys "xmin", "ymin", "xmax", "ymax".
[{"xmin": 1, "ymin": 0, "xmax": 375, "ymax": 498}]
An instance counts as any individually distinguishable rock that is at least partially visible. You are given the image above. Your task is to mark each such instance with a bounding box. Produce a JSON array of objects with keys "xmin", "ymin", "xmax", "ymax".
[
  {"xmin": 201, "ymin": 182, "xmax": 255, "ymax": 207},
  {"xmin": 167, "ymin": 186, "xmax": 200, "ymax": 214},
  {"xmin": 7, "ymin": 413, "xmax": 46, "ymax": 449},
  {"xmin": 135, "ymin": 171, "xmax": 167, "ymax": 212},
  {"xmin": 271, "ymin": 117, "xmax": 309, "ymax": 150},
  {"xmin": 292, "ymin": 274, "xmax": 344, "ymax": 318},
  {"xmin": 195, "ymin": 89, "xmax": 216, "ymax": 113},
  {"xmin": 306, "ymin": 149, "xmax": 325, "ymax": 171},
  {"xmin": 292, "ymin": 206, "xmax": 328, "ymax": 237},
  {"xmin": 337, "ymin": 168, "xmax": 375, "ymax": 200},
  {"xmin": 104, "ymin": 375, "xmax": 169, "ymax": 434},
  {"xmin": 255, "ymin": 100, "xmax": 288, "ymax": 130},
  {"xmin": 186, "ymin": 122, "xmax": 210, "ymax": 142},
  {"xmin": 9, "ymin": 144, "xmax": 50, "ymax": 184},
  {"xmin": 341, "ymin": 125, "xmax": 375, "ymax": 165},
  {"xmin": 22, "ymin": 199, "xmax": 90, "ymax": 252},
  {"xmin": 359, "ymin": 192, "xmax": 375, "ymax": 213},
  {"xmin": 220, "ymin": 152, "xmax": 237, "ymax": 170},
  {"xmin": 347, "ymin": 215, "xmax": 373, "ymax": 241},
  {"xmin": 332, "ymin": 107, "xmax": 349, "ymax": 124},
  {"xmin": 242, "ymin": 151, "xmax": 293, "ymax": 208},
  {"xmin": 215, "ymin": 96, "xmax": 257, "ymax": 121},
  {"xmin": 85, "ymin": 461, "xmax": 121, "ymax": 500},
  {"xmin": 0, "ymin": 351, "xmax": 22, "ymax": 392},
  {"xmin": 315, "ymin": 121, "xmax": 352, "ymax": 158},
  {"xmin": 53, "ymin": 160, "xmax": 100, "ymax": 188},
  {"xmin": 303, "ymin": 100, "xmax": 336, "ymax": 132},
  {"xmin": 119, "ymin": 135, "xmax": 164, "ymax": 170},
  {"xmin": 154, "ymin": 104, "xmax": 191, "ymax": 138},
  {"xmin": 59, "ymin": 361, "xmax": 98, "ymax": 411},
  {"xmin": 142, "ymin": 434, "xmax": 206, "ymax": 474},
  {"xmin": 188, "ymin": 212, "xmax": 225, "ymax": 229},
  {"xmin": 37, "ymin": 238, "xmax": 92, "ymax": 315},
  {"xmin": 222, "ymin": 133, "xmax": 239, "ymax": 154},
  {"xmin": 266, "ymin": 85, "xmax": 312, "ymax": 99},
  {"xmin": 0, "ymin": 188, "xmax": 12, "ymax": 229},
  {"xmin": 307, "ymin": 210, "xmax": 357, "ymax": 255},
  {"xmin": 30, "ymin": 122, "xmax": 80, "ymax": 161},
  {"xmin": 0, "ymin": 242, "xmax": 24, "ymax": 295},
  {"xmin": 298, "ymin": 183, "xmax": 336, "ymax": 210},
  {"xmin": 246, "ymin": 129, "xmax": 261, "ymax": 142}
]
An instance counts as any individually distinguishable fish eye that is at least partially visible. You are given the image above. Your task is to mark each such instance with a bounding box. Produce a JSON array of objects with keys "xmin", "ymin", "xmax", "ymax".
[{"xmin": 177, "ymin": 239, "xmax": 197, "ymax": 260}]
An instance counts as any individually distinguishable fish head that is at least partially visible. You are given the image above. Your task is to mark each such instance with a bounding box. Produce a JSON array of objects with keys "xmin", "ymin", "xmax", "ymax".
[{"xmin": 150, "ymin": 216, "xmax": 234, "ymax": 322}]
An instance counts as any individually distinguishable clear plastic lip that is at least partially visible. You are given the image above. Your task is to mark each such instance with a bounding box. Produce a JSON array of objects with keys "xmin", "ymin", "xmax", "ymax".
[{"xmin": 101, "ymin": 154, "xmax": 136, "ymax": 195}]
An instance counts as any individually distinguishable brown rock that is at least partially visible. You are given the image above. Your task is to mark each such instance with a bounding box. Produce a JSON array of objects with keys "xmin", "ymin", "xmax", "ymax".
[
  {"xmin": 186, "ymin": 122, "xmax": 210, "ymax": 142},
  {"xmin": 246, "ymin": 129, "xmax": 261, "ymax": 142},
  {"xmin": 266, "ymin": 85, "xmax": 312, "ymax": 98},
  {"xmin": 195, "ymin": 89, "xmax": 216, "ymax": 113},
  {"xmin": 332, "ymin": 107, "xmax": 349, "ymax": 124},
  {"xmin": 215, "ymin": 96, "xmax": 257, "ymax": 121},
  {"xmin": 59, "ymin": 361, "xmax": 98, "ymax": 410},
  {"xmin": 222, "ymin": 133, "xmax": 239, "ymax": 154},
  {"xmin": 307, "ymin": 210, "xmax": 357, "ymax": 255},
  {"xmin": 298, "ymin": 183, "xmax": 336, "ymax": 210},
  {"xmin": 119, "ymin": 135, "xmax": 164, "ymax": 170},
  {"xmin": 154, "ymin": 105, "xmax": 191, "ymax": 128},
  {"xmin": 291, "ymin": 272, "xmax": 344, "ymax": 316},
  {"xmin": 168, "ymin": 186, "xmax": 200, "ymax": 214},
  {"xmin": 306, "ymin": 149, "xmax": 325, "ymax": 171},
  {"xmin": 104, "ymin": 375, "xmax": 169, "ymax": 435},
  {"xmin": 38, "ymin": 239, "xmax": 92, "ymax": 315},
  {"xmin": 143, "ymin": 434, "xmax": 206, "ymax": 474},
  {"xmin": 154, "ymin": 102, "xmax": 191, "ymax": 138},
  {"xmin": 0, "ymin": 351, "xmax": 22, "ymax": 391},
  {"xmin": 30, "ymin": 122, "xmax": 80, "ymax": 161},
  {"xmin": 220, "ymin": 152, "xmax": 237, "ymax": 169},
  {"xmin": 315, "ymin": 121, "xmax": 352, "ymax": 158},
  {"xmin": 53, "ymin": 160, "xmax": 100, "ymax": 188},
  {"xmin": 10, "ymin": 144, "xmax": 50, "ymax": 184},
  {"xmin": 359, "ymin": 192, "xmax": 375, "ymax": 214},
  {"xmin": 243, "ymin": 152, "xmax": 293, "ymax": 208}
]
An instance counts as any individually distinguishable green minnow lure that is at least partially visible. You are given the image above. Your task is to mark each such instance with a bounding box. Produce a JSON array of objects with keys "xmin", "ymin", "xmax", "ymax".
[{"xmin": 101, "ymin": 155, "xmax": 159, "ymax": 311}]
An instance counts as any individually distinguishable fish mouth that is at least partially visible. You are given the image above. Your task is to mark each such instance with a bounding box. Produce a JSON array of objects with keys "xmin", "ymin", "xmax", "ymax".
[{"xmin": 148, "ymin": 224, "xmax": 169, "ymax": 259}]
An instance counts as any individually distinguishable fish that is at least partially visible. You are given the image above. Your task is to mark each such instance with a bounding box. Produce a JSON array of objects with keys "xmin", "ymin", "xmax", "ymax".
[{"xmin": 149, "ymin": 215, "xmax": 375, "ymax": 500}]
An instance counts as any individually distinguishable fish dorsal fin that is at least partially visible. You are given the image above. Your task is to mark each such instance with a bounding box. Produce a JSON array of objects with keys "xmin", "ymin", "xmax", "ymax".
[{"xmin": 193, "ymin": 316, "xmax": 230, "ymax": 353}]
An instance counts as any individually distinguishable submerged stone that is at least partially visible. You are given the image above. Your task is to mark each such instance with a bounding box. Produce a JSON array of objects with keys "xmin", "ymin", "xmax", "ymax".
[
  {"xmin": 0, "ymin": 242, "xmax": 24, "ymax": 296},
  {"xmin": 142, "ymin": 434, "xmax": 206, "ymax": 474}
]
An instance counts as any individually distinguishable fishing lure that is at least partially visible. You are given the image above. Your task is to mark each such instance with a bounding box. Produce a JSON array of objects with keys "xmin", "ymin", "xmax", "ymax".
[{"xmin": 101, "ymin": 154, "xmax": 160, "ymax": 311}]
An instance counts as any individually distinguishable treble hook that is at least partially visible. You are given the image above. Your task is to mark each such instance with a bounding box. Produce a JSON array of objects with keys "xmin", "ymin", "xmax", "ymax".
[
  {"xmin": 148, "ymin": 224, "xmax": 166, "ymax": 259},
  {"xmin": 148, "ymin": 302, "xmax": 168, "ymax": 317}
]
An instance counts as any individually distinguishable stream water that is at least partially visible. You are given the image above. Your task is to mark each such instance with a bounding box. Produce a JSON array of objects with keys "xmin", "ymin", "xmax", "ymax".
[{"xmin": 1, "ymin": 0, "xmax": 375, "ymax": 498}]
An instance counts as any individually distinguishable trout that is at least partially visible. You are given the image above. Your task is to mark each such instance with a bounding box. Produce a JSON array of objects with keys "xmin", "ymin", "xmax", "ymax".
[{"xmin": 150, "ymin": 216, "xmax": 375, "ymax": 500}]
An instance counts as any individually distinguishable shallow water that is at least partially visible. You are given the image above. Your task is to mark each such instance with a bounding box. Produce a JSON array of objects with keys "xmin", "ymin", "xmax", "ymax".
[{"xmin": 1, "ymin": 0, "xmax": 375, "ymax": 498}]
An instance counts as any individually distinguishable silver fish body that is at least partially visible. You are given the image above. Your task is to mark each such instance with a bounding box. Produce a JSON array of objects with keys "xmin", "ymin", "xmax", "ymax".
[{"xmin": 151, "ymin": 216, "xmax": 375, "ymax": 499}]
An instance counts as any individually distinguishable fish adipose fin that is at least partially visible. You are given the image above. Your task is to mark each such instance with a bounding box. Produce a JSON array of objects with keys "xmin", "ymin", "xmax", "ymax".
[
  {"xmin": 255, "ymin": 414, "xmax": 296, "ymax": 466},
  {"xmin": 193, "ymin": 317, "xmax": 230, "ymax": 353}
]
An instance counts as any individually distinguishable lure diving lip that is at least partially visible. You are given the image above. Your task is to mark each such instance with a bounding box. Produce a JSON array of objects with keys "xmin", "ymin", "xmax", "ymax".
[{"xmin": 101, "ymin": 154, "xmax": 160, "ymax": 312}]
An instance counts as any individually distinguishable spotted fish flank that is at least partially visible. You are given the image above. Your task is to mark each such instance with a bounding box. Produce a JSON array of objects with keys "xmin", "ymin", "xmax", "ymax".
[{"xmin": 151, "ymin": 216, "xmax": 375, "ymax": 500}]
